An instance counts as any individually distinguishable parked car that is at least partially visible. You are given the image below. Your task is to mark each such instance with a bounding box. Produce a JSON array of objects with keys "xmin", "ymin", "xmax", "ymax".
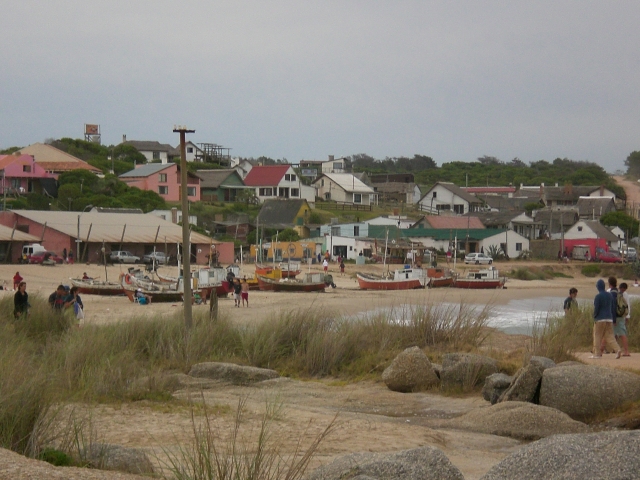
[
  {"xmin": 622, "ymin": 247, "xmax": 637, "ymax": 261},
  {"xmin": 110, "ymin": 251, "xmax": 140, "ymax": 264},
  {"xmin": 143, "ymin": 252, "xmax": 168, "ymax": 265},
  {"xmin": 597, "ymin": 251, "xmax": 623, "ymax": 263},
  {"xmin": 28, "ymin": 251, "xmax": 64, "ymax": 264},
  {"xmin": 464, "ymin": 252, "xmax": 493, "ymax": 265}
]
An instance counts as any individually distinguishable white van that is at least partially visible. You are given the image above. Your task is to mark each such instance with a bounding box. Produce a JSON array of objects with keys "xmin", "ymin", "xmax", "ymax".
[{"xmin": 21, "ymin": 243, "xmax": 46, "ymax": 263}]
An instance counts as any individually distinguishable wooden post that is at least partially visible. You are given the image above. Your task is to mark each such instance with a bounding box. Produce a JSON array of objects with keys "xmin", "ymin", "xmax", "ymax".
[
  {"xmin": 81, "ymin": 223, "xmax": 92, "ymax": 262},
  {"xmin": 209, "ymin": 289, "xmax": 218, "ymax": 321},
  {"xmin": 119, "ymin": 225, "xmax": 127, "ymax": 252},
  {"xmin": 6, "ymin": 221, "xmax": 17, "ymax": 263}
]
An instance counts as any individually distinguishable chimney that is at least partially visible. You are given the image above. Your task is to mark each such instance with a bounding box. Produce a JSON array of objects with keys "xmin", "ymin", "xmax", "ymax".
[
  {"xmin": 171, "ymin": 207, "xmax": 178, "ymax": 224},
  {"xmin": 122, "ymin": 134, "xmax": 127, "ymax": 143},
  {"xmin": 328, "ymin": 155, "xmax": 334, "ymax": 162},
  {"xmin": 600, "ymin": 185, "xmax": 604, "ymax": 196}
]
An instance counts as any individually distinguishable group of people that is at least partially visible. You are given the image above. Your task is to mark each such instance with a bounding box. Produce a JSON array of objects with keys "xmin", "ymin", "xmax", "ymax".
[
  {"xmin": 232, "ymin": 277, "xmax": 249, "ymax": 307},
  {"xmin": 565, "ymin": 276, "xmax": 631, "ymax": 359},
  {"xmin": 13, "ymin": 281, "xmax": 84, "ymax": 322}
]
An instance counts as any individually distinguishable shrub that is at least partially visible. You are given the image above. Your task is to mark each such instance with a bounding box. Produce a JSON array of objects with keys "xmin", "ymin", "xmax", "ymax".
[{"xmin": 582, "ymin": 264, "xmax": 601, "ymax": 277}]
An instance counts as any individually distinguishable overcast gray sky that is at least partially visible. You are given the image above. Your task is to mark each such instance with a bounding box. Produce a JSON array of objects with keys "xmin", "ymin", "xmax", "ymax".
[{"xmin": 2, "ymin": 1, "xmax": 639, "ymax": 171}]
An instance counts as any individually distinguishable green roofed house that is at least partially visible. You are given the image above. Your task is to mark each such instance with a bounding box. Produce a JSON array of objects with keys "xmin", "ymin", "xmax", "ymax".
[{"xmin": 197, "ymin": 169, "xmax": 248, "ymax": 203}]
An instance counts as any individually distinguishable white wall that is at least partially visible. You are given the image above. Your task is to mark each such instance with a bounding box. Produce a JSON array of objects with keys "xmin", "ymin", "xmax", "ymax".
[
  {"xmin": 479, "ymin": 231, "xmax": 529, "ymax": 258},
  {"xmin": 419, "ymin": 185, "xmax": 469, "ymax": 214}
]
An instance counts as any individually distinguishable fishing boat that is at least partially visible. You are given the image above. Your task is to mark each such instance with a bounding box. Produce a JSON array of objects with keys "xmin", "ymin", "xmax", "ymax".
[
  {"xmin": 356, "ymin": 268, "xmax": 427, "ymax": 290},
  {"xmin": 426, "ymin": 267, "xmax": 454, "ymax": 288},
  {"xmin": 122, "ymin": 284, "xmax": 186, "ymax": 303},
  {"xmin": 255, "ymin": 263, "xmax": 300, "ymax": 279},
  {"xmin": 256, "ymin": 272, "xmax": 327, "ymax": 292},
  {"xmin": 453, "ymin": 267, "xmax": 505, "ymax": 289},
  {"xmin": 70, "ymin": 278, "xmax": 124, "ymax": 296}
]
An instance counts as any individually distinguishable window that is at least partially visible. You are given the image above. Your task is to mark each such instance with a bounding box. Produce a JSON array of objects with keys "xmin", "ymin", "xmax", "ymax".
[
  {"xmin": 516, "ymin": 243, "xmax": 522, "ymax": 252},
  {"xmin": 354, "ymin": 226, "xmax": 360, "ymax": 236},
  {"xmin": 454, "ymin": 204, "xmax": 464, "ymax": 214},
  {"xmin": 158, "ymin": 186, "xmax": 168, "ymax": 195},
  {"xmin": 331, "ymin": 226, "xmax": 340, "ymax": 236},
  {"xmin": 354, "ymin": 193, "xmax": 362, "ymax": 204},
  {"xmin": 432, "ymin": 192, "xmax": 437, "ymax": 198},
  {"xmin": 290, "ymin": 188, "xmax": 299, "ymax": 197},
  {"xmin": 159, "ymin": 173, "xmax": 167, "ymax": 182},
  {"xmin": 436, "ymin": 204, "xmax": 450, "ymax": 211},
  {"xmin": 22, "ymin": 165, "xmax": 31, "ymax": 173},
  {"xmin": 285, "ymin": 174, "xmax": 296, "ymax": 181},
  {"xmin": 187, "ymin": 147, "xmax": 193, "ymax": 153},
  {"xmin": 324, "ymin": 192, "xmax": 331, "ymax": 200},
  {"xmin": 187, "ymin": 187, "xmax": 196, "ymax": 197},
  {"xmin": 259, "ymin": 188, "xmax": 273, "ymax": 196},
  {"xmin": 577, "ymin": 226, "xmax": 583, "ymax": 232},
  {"xmin": 153, "ymin": 151, "xmax": 160, "ymax": 160},
  {"xmin": 321, "ymin": 179, "xmax": 325, "ymax": 187}
]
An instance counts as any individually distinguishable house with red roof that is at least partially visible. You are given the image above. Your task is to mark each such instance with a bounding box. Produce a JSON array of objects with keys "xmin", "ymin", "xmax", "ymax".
[
  {"xmin": 119, "ymin": 163, "xmax": 200, "ymax": 202},
  {"xmin": 0, "ymin": 153, "xmax": 56, "ymax": 197},
  {"xmin": 243, "ymin": 165, "xmax": 304, "ymax": 203}
]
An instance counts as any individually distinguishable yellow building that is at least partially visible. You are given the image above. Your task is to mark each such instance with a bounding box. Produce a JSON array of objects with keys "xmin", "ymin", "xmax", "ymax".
[{"xmin": 249, "ymin": 240, "xmax": 317, "ymax": 262}]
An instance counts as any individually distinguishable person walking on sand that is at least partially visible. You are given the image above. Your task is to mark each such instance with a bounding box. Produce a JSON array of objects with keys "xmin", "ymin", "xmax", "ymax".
[
  {"xmin": 13, "ymin": 281, "xmax": 29, "ymax": 319},
  {"xmin": 12, "ymin": 271, "xmax": 23, "ymax": 291},
  {"xmin": 563, "ymin": 288, "xmax": 578, "ymax": 315},
  {"xmin": 592, "ymin": 279, "xmax": 621, "ymax": 359},
  {"xmin": 322, "ymin": 258, "xmax": 329, "ymax": 273},
  {"xmin": 339, "ymin": 259, "xmax": 345, "ymax": 275},
  {"xmin": 241, "ymin": 277, "xmax": 249, "ymax": 307}
]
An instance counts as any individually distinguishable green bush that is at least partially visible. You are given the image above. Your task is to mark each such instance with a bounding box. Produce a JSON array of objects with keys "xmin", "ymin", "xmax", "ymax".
[{"xmin": 581, "ymin": 264, "xmax": 601, "ymax": 277}]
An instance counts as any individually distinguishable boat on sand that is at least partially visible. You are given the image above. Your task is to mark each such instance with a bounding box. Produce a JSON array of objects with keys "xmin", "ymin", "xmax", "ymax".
[
  {"xmin": 453, "ymin": 267, "xmax": 505, "ymax": 289},
  {"xmin": 356, "ymin": 268, "xmax": 427, "ymax": 290}
]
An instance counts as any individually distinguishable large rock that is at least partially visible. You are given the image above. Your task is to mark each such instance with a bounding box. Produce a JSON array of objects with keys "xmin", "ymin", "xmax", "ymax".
[
  {"xmin": 382, "ymin": 347, "xmax": 439, "ymax": 392},
  {"xmin": 498, "ymin": 363, "xmax": 543, "ymax": 403},
  {"xmin": 482, "ymin": 373, "xmax": 513, "ymax": 405},
  {"xmin": 305, "ymin": 446, "xmax": 464, "ymax": 480},
  {"xmin": 480, "ymin": 431, "xmax": 640, "ymax": 480},
  {"xmin": 440, "ymin": 353, "xmax": 498, "ymax": 389},
  {"xmin": 539, "ymin": 365, "xmax": 640, "ymax": 419},
  {"xmin": 188, "ymin": 362, "xmax": 279, "ymax": 385},
  {"xmin": 0, "ymin": 447, "xmax": 145, "ymax": 480},
  {"xmin": 446, "ymin": 401, "xmax": 589, "ymax": 441},
  {"xmin": 528, "ymin": 356, "xmax": 556, "ymax": 370},
  {"xmin": 80, "ymin": 444, "xmax": 154, "ymax": 475}
]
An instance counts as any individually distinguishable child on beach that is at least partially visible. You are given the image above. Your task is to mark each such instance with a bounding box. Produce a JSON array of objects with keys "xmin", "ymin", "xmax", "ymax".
[{"xmin": 241, "ymin": 278, "xmax": 249, "ymax": 307}]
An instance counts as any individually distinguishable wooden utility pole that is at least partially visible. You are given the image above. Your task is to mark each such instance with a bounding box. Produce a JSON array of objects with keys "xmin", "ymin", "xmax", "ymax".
[{"xmin": 174, "ymin": 126, "xmax": 195, "ymax": 329}]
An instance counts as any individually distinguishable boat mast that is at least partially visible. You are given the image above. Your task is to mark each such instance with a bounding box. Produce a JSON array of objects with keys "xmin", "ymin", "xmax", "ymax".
[{"xmin": 383, "ymin": 228, "xmax": 389, "ymax": 272}]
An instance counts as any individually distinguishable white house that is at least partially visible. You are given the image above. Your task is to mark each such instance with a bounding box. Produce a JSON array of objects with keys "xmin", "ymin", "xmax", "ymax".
[
  {"xmin": 299, "ymin": 155, "xmax": 348, "ymax": 179},
  {"xmin": 121, "ymin": 138, "xmax": 178, "ymax": 164},
  {"xmin": 564, "ymin": 220, "xmax": 621, "ymax": 250},
  {"xmin": 312, "ymin": 173, "xmax": 375, "ymax": 205},
  {"xmin": 320, "ymin": 222, "xmax": 369, "ymax": 238},
  {"xmin": 477, "ymin": 230, "xmax": 530, "ymax": 259},
  {"xmin": 367, "ymin": 215, "xmax": 415, "ymax": 229},
  {"xmin": 418, "ymin": 182, "xmax": 483, "ymax": 215},
  {"xmin": 243, "ymin": 164, "xmax": 305, "ymax": 204},
  {"xmin": 321, "ymin": 234, "xmax": 374, "ymax": 260}
]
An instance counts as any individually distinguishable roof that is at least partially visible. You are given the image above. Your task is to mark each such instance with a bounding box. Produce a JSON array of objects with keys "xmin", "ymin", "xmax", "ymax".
[
  {"xmin": 477, "ymin": 194, "xmax": 539, "ymax": 211},
  {"xmin": 372, "ymin": 182, "xmax": 417, "ymax": 194},
  {"xmin": 122, "ymin": 140, "xmax": 179, "ymax": 156},
  {"xmin": 422, "ymin": 182, "xmax": 481, "ymax": 205},
  {"xmin": 367, "ymin": 224, "xmax": 507, "ymax": 241},
  {"xmin": 314, "ymin": 173, "xmax": 374, "ymax": 193},
  {"xmin": 417, "ymin": 215, "xmax": 485, "ymax": 229},
  {"xmin": 243, "ymin": 165, "xmax": 290, "ymax": 186},
  {"xmin": 461, "ymin": 186, "xmax": 517, "ymax": 194},
  {"xmin": 119, "ymin": 163, "xmax": 173, "ymax": 178},
  {"xmin": 580, "ymin": 221, "xmax": 620, "ymax": 242},
  {"xmin": 534, "ymin": 209, "xmax": 579, "ymax": 227},
  {"xmin": 257, "ymin": 199, "xmax": 308, "ymax": 227},
  {"xmin": 10, "ymin": 210, "xmax": 214, "ymax": 245},
  {"xmin": 18, "ymin": 143, "xmax": 101, "ymax": 173},
  {"xmin": 0, "ymin": 154, "xmax": 35, "ymax": 169},
  {"xmin": 468, "ymin": 212, "xmax": 525, "ymax": 227},
  {"xmin": 196, "ymin": 169, "xmax": 243, "ymax": 188},
  {"xmin": 0, "ymin": 224, "xmax": 40, "ymax": 242},
  {"xmin": 516, "ymin": 185, "xmax": 614, "ymax": 202},
  {"xmin": 576, "ymin": 196, "xmax": 616, "ymax": 216}
]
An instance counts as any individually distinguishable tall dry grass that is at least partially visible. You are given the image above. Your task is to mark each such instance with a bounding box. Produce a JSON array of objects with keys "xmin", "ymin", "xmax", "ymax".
[{"xmin": 0, "ymin": 294, "xmax": 490, "ymax": 459}]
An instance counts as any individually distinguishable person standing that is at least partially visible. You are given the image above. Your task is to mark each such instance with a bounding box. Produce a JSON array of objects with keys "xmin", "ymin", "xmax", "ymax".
[
  {"xmin": 563, "ymin": 288, "xmax": 578, "ymax": 315},
  {"xmin": 49, "ymin": 285, "xmax": 72, "ymax": 311},
  {"xmin": 63, "ymin": 248, "xmax": 67, "ymax": 264},
  {"xmin": 616, "ymin": 282, "xmax": 631, "ymax": 356},
  {"xmin": 68, "ymin": 251, "xmax": 74, "ymax": 264},
  {"xmin": 68, "ymin": 286, "xmax": 84, "ymax": 322},
  {"xmin": 233, "ymin": 278, "xmax": 242, "ymax": 307},
  {"xmin": 322, "ymin": 258, "xmax": 329, "ymax": 273},
  {"xmin": 241, "ymin": 277, "xmax": 249, "ymax": 307},
  {"xmin": 339, "ymin": 259, "xmax": 345, "ymax": 275},
  {"xmin": 13, "ymin": 281, "xmax": 29, "ymax": 319},
  {"xmin": 12, "ymin": 271, "xmax": 23, "ymax": 291},
  {"xmin": 592, "ymin": 279, "xmax": 621, "ymax": 359}
]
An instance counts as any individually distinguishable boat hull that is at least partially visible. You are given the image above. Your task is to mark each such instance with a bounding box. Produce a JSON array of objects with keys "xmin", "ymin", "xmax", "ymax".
[
  {"xmin": 427, "ymin": 277, "xmax": 454, "ymax": 288},
  {"xmin": 256, "ymin": 275, "xmax": 326, "ymax": 292},
  {"xmin": 356, "ymin": 273, "xmax": 424, "ymax": 290},
  {"xmin": 123, "ymin": 286, "xmax": 185, "ymax": 303},
  {"xmin": 71, "ymin": 279, "xmax": 124, "ymax": 296}
]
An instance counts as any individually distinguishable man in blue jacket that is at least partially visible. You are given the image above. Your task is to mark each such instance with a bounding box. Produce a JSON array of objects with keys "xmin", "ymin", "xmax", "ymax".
[{"xmin": 592, "ymin": 278, "xmax": 621, "ymax": 359}]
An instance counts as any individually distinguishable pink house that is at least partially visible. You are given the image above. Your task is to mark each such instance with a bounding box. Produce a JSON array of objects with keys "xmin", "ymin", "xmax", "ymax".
[
  {"xmin": 119, "ymin": 163, "xmax": 200, "ymax": 202},
  {"xmin": 0, "ymin": 154, "xmax": 56, "ymax": 195}
]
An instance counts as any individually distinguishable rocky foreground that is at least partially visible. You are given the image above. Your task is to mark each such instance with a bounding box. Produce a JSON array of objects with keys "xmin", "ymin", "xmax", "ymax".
[{"xmin": 3, "ymin": 354, "xmax": 640, "ymax": 480}]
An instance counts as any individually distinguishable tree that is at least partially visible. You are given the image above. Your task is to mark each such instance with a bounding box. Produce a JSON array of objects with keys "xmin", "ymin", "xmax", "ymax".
[
  {"xmin": 508, "ymin": 157, "xmax": 527, "ymax": 168},
  {"xmin": 477, "ymin": 156, "xmax": 502, "ymax": 165},
  {"xmin": 277, "ymin": 228, "xmax": 300, "ymax": 242},
  {"xmin": 624, "ymin": 151, "xmax": 640, "ymax": 177},
  {"xmin": 600, "ymin": 211, "xmax": 639, "ymax": 237}
]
